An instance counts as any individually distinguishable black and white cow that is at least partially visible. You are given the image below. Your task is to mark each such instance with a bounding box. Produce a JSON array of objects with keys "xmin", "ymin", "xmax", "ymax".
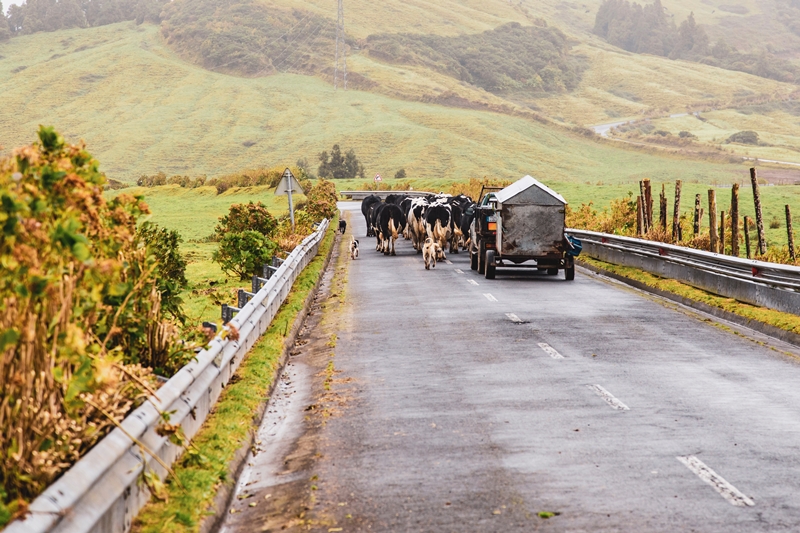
[
  {"xmin": 424, "ymin": 203, "xmax": 452, "ymax": 260},
  {"xmin": 407, "ymin": 197, "xmax": 430, "ymax": 254},
  {"xmin": 377, "ymin": 203, "xmax": 406, "ymax": 256}
]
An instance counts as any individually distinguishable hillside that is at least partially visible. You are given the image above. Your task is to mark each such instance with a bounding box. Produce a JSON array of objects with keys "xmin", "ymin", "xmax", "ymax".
[{"xmin": 0, "ymin": 21, "xmax": 762, "ymax": 185}]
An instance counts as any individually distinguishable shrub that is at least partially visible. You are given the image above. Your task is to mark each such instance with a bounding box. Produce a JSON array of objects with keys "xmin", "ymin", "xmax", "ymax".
[
  {"xmin": 769, "ymin": 216, "xmax": 782, "ymax": 229},
  {"xmin": 305, "ymin": 179, "xmax": 339, "ymax": 221},
  {"xmin": 395, "ymin": 168, "xmax": 407, "ymax": 180},
  {"xmin": 726, "ymin": 130, "xmax": 760, "ymax": 145},
  {"xmin": 215, "ymin": 201, "xmax": 278, "ymax": 238},
  {"xmin": 0, "ymin": 126, "xmax": 185, "ymax": 511},
  {"xmin": 212, "ymin": 230, "xmax": 277, "ymax": 280},
  {"xmin": 136, "ymin": 222, "xmax": 188, "ymax": 323}
]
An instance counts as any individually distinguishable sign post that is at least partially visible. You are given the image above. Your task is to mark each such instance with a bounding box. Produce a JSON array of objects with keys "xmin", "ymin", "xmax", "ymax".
[{"xmin": 275, "ymin": 168, "xmax": 305, "ymax": 230}]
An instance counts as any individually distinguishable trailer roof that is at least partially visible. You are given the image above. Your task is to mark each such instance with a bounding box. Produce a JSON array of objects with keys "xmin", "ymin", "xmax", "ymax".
[{"xmin": 494, "ymin": 175, "xmax": 567, "ymax": 206}]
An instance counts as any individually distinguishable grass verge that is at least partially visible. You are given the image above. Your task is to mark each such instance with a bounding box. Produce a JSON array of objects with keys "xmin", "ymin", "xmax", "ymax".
[
  {"xmin": 132, "ymin": 221, "xmax": 336, "ymax": 533},
  {"xmin": 579, "ymin": 256, "xmax": 800, "ymax": 336}
]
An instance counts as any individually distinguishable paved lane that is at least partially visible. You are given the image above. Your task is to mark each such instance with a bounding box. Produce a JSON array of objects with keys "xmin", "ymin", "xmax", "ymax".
[{"xmin": 223, "ymin": 202, "xmax": 800, "ymax": 532}]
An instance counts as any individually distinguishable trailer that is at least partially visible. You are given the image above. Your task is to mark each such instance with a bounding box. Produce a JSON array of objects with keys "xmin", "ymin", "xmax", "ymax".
[{"xmin": 469, "ymin": 175, "xmax": 579, "ymax": 280}]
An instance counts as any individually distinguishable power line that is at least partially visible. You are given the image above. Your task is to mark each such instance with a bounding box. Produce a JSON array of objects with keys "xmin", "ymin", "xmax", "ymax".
[{"xmin": 334, "ymin": 0, "xmax": 347, "ymax": 90}]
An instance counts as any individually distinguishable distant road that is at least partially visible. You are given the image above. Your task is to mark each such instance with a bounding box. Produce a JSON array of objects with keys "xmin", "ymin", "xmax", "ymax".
[{"xmin": 220, "ymin": 201, "xmax": 800, "ymax": 532}]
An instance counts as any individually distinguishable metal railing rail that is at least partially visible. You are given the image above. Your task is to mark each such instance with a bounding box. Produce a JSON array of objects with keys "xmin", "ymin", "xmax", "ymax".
[
  {"xmin": 569, "ymin": 228, "xmax": 800, "ymax": 314},
  {"xmin": 8, "ymin": 219, "xmax": 331, "ymax": 533},
  {"xmin": 340, "ymin": 190, "xmax": 434, "ymax": 200}
]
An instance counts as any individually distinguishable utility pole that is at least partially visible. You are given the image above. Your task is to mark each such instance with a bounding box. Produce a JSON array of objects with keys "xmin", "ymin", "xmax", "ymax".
[{"xmin": 334, "ymin": 0, "xmax": 347, "ymax": 90}]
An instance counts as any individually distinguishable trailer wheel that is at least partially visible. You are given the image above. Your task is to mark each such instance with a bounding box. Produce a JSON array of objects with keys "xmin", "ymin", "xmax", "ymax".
[
  {"xmin": 547, "ymin": 268, "xmax": 558, "ymax": 276},
  {"xmin": 478, "ymin": 241, "xmax": 487, "ymax": 275},
  {"xmin": 485, "ymin": 250, "xmax": 496, "ymax": 279},
  {"xmin": 565, "ymin": 265, "xmax": 575, "ymax": 281},
  {"xmin": 470, "ymin": 249, "xmax": 478, "ymax": 270}
]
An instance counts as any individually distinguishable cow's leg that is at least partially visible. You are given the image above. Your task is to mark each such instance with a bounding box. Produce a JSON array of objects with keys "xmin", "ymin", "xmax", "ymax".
[{"xmin": 391, "ymin": 236, "xmax": 396, "ymax": 256}]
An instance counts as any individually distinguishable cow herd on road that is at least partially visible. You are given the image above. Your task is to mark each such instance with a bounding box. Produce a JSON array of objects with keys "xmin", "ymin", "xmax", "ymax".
[{"xmin": 360, "ymin": 193, "xmax": 476, "ymax": 269}]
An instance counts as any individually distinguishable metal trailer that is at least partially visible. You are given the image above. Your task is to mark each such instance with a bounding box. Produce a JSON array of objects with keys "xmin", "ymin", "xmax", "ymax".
[{"xmin": 469, "ymin": 175, "xmax": 576, "ymax": 280}]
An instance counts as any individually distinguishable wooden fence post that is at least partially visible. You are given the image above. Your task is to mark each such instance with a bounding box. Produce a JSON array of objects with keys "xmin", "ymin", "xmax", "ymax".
[
  {"xmin": 744, "ymin": 216, "xmax": 752, "ymax": 259},
  {"xmin": 750, "ymin": 168, "xmax": 767, "ymax": 255},
  {"xmin": 672, "ymin": 180, "xmax": 682, "ymax": 242},
  {"xmin": 693, "ymin": 193, "xmax": 701, "ymax": 235},
  {"xmin": 787, "ymin": 204, "xmax": 796, "ymax": 263},
  {"xmin": 644, "ymin": 178, "xmax": 653, "ymax": 234},
  {"xmin": 708, "ymin": 189, "xmax": 718, "ymax": 253},
  {"xmin": 636, "ymin": 196, "xmax": 643, "ymax": 236},
  {"xmin": 730, "ymin": 183, "xmax": 739, "ymax": 257},
  {"xmin": 659, "ymin": 184, "xmax": 667, "ymax": 233},
  {"xmin": 720, "ymin": 211, "xmax": 726, "ymax": 255}
]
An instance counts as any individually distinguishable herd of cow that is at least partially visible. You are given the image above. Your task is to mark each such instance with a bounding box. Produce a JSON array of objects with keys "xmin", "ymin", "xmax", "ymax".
[{"xmin": 359, "ymin": 193, "xmax": 476, "ymax": 269}]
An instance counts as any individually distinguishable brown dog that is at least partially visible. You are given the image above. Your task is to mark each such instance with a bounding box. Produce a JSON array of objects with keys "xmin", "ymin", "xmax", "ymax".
[{"xmin": 422, "ymin": 238, "xmax": 440, "ymax": 270}]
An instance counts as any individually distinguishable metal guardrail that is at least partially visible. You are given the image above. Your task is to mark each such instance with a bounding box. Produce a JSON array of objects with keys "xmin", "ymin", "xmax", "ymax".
[
  {"xmin": 340, "ymin": 190, "xmax": 434, "ymax": 200},
  {"xmin": 569, "ymin": 229, "xmax": 800, "ymax": 315},
  {"xmin": 8, "ymin": 219, "xmax": 331, "ymax": 533}
]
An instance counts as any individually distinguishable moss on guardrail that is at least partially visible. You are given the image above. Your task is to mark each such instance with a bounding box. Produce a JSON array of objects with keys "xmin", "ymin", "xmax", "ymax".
[
  {"xmin": 131, "ymin": 220, "xmax": 336, "ymax": 533},
  {"xmin": 580, "ymin": 256, "xmax": 800, "ymax": 335}
]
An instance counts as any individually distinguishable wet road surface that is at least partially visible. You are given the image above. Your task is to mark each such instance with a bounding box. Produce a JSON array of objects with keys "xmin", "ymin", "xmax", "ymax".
[{"xmin": 219, "ymin": 202, "xmax": 800, "ymax": 532}]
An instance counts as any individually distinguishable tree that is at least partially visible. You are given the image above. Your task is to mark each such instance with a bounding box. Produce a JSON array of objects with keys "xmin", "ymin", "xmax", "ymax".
[
  {"xmin": 0, "ymin": 2, "xmax": 10, "ymax": 41},
  {"xmin": 395, "ymin": 168, "xmax": 407, "ymax": 180},
  {"xmin": 318, "ymin": 144, "xmax": 364, "ymax": 179}
]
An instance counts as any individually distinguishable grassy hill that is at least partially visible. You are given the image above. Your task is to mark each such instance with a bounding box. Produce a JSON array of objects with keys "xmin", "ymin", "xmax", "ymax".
[{"xmin": 0, "ymin": 21, "xmax": 763, "ymax": 186}]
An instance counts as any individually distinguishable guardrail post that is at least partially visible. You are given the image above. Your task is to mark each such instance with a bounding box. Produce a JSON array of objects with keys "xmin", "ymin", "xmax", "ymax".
[
  {"xmin": 708, "ymin": 189, "xmax": 718, "ymax": 253},
  {"xmin": 731, "ymin": 184, "xmax": 740, "ymax": 257},
  {"xmin": 787, "ymin": 204, "xmax": 796, "ymax": 263},
  {"xmin": 750, "ymin": 168, "xmax": 767, "ymax": 255},
  {"xmin": 672, "ymin": 180, "xmax": 682, "ymax": 242},
  {"xmin": 237, "ymin": 289, "xmax": 256, "ymax": 309},
  {"xmin": 744, "ymin": 216, "xmax": 752, "ymax": 259},
  {"xmin": 221, "ymin": 304, "xmax": 241, "ymax": 325}
]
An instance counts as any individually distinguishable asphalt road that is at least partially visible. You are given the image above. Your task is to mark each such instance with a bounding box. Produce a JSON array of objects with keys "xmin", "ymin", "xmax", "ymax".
[{"xmin": 220, "ymin": 202, "xmax": 800, "ymax": 532}]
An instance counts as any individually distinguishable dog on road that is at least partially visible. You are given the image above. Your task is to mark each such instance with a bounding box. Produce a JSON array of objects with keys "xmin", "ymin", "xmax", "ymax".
[
  {"xmin": 338, "ymin": 220, "xmax": 347, "ymax": 234},
  {"xmin": 349, "ymin": 236, "xmax": 359, "ymax": 260},
  {"xmin": 422, "ymin": 238, "xmax": 440, "ymax": 270}
]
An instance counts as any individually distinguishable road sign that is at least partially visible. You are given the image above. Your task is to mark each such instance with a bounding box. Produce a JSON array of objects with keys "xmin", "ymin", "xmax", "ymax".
[
  {"xmin": 274, "ymin": 168, "xmax": 304, "ymax": 229},
  {"xmin": 374, "ymin": 173, "xmax": 382, "ymax": 182},
  {"xmin": 275, "ymin": 168, "xmax": 305, "ymax": 196}
]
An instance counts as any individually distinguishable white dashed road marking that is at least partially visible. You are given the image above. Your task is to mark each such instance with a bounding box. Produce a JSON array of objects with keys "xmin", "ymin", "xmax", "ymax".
[
  {"xmin": 537, "ymin": 343, "xmax": 564, "ymax": 359},
  {"xmin": 454, "ymin": 269, "xmax": 464, "ymax": 274},
  {"xmin": 445, "ymin": 260, "xmax": 453, "ymax": 264},
  {"xmin": 588, "ymin": 384, "xmax": 630, "ymax": 411},
  {"xmin": 483, "ymin": 293, "xmax": 498, "ymax": 302},
  {"xmin": 506, "ymin": 313, "xmax": 523, "ymax": 323},
  {"xmin": 467, "ymin": 280, "xmax": 479, "ymax": 286},
  {"xmin": 677, "ymin": 456, "xmax": 755, "ymax": 507}
]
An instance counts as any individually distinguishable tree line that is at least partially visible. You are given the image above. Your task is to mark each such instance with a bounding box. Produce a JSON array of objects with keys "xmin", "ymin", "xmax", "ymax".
[
  {"xmin": 0, "ymin": 0, "xmax": 168, "ymax": 38},
  {"xmin": 366, "ymin": 21, "xmax": 584, "ymax": 95},
  {"xmin": 593, "ymin": 0, "xmax": 800, "ymax": 83}
]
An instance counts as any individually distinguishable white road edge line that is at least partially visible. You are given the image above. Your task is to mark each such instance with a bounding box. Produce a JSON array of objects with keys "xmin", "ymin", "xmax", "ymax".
[
  {"xmin": 588, "ymin": 384, "xmax": 630, "ymax": 411},
  {"xmin": 483, "ymin": 293, "xmax": 498, "ymax": 302},
  {"xmin": 468, "ymin": 279, "xmax": 479, "ymax": 286},
  {"xmin": 506, "ymin": 313, "xmax": 523, "ymax": 323},
  {"xmin": 537, "ymin": 342, "xmax": 564, "ymax": 359},
  {"xmin": 677, "ymin": 455, "xmax": 755, "ymax": 507},
  {"xmin": 454, "ymin": 268, "xmax": 464, "ymax": 274}
]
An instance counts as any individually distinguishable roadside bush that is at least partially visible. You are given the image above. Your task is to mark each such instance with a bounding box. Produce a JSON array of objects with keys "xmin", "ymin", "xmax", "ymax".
[
  {"xmin": 212, "ymin": 230, "xmax": 277, "ymax": 280},
  {"xmin": 305, "ymin": 179, "xmax": 338, "ymax": 221},
  {"xmin": 395, "ymin": 168, "xmax": 407, "ymax": 180},
  {"xmin": 136, "ymin": 222, "xmax": 188, "ymax": 323},
  {"xmin": 215, "ymin": 201, "xmax": 278, "ymax": 239},
  {"xmin": 0, "ymin": 127, "xmax": 187, "ymax": 515}
]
